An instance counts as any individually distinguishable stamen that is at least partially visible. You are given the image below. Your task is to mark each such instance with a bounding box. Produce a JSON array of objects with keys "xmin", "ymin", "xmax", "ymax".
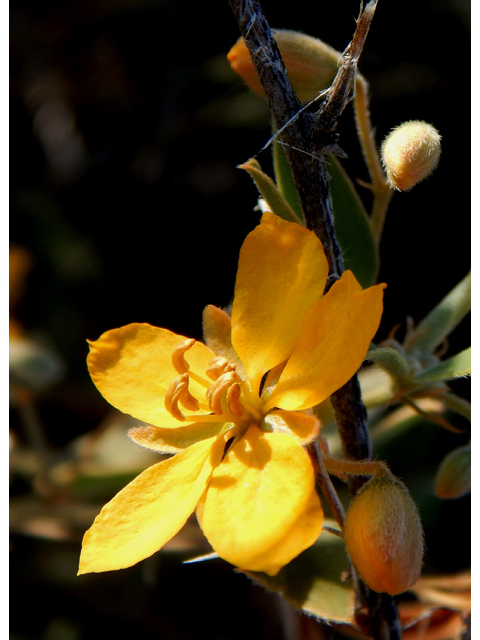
[
  {"xmin": 206, "ymin": 356, "xmax": 235, "ymax": 381},
  {"xmin": 164, "ymin": 373, "xmax": 199, "ymax": 421},
  {"xmin": 171, "ymin": 339, "xmax": 211, "ymax": 388},
  {"xmin": 171, "ymin": 339, "xmax": 196, "ymax": 374},
  {"xmin": 207, "ymin": 371, "xmax": 239, "ymax": 415},
  {"xmin": 165, "ymin": 374, "xmax": 188, "ymax": 421},
  {"xmin": 227, "ymin": 383, "xmax": 244, "ymax": 417},
  {"xmin": 180, "ymin": 387, "xmax": 200, "ymax": 412}
]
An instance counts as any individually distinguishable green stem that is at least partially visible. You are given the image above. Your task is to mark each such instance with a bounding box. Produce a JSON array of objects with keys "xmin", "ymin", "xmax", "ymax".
[
  {"xmin": 440, "ymin": 391, "xmax": 471, "ymax": 422},
  {"xmin": 353, "ymin": 75, "xmax": 393, "ymax": 246},
  {"xmin": 323, "ymin": 456, "xmax": 396, "ymax": 481}
]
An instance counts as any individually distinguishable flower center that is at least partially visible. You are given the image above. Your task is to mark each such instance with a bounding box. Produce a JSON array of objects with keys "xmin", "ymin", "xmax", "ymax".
[{"xmin": 164, "ymin": 339, "xmax": 263, "ymax": 425}]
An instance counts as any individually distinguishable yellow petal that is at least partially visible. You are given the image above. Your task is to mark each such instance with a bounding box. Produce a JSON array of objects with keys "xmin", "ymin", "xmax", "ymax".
[
  {"xmin": 231, "ymin": 212, "xmax": 329, "ymax": 395},
  {"xmin": 202, "ymin": 305, "xmax": 246, "ymax": 378},
  {"xmin": 87, "ymin": 323, "xmax": 216, "ymax": 427},
  {"xmin": 263, "ymin": 410, "xmax": 320, "ymax": 445},
  {"xmin": 267, "ymin": 271, "xmax": 386, "ymax": 411},
  {"xmin": 129, "ymin": 422, "xmax": 231, "ymax": 454},
  {"xmin": 78, "ymin": 435, "xmax": 225, "ymax": 574},
  {"xmin": 201, "ymin": 426, "xmax": 323, "ymax": 576}
]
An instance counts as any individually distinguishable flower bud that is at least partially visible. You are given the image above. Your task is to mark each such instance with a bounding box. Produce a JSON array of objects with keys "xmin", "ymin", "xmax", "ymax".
[
  {"xmin": 435, "ymin": 444, "xmax": 471, "ymax": 499},
  {"xmin": 227, "ymin": 30, "xmax": 341, "ymax": 104},
  {"xmin": 381, "ymin": 120, "xmax": 441, "ymax": 191},
  {"xmin": 343, "ymin": 477, "xmax": 424, "ymax": 595}
]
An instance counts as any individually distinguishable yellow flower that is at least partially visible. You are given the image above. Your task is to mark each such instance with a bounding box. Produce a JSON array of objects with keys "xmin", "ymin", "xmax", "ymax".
[{"xmin": 78, "ymin": 212, "xmax": 386, "ymax": 577}]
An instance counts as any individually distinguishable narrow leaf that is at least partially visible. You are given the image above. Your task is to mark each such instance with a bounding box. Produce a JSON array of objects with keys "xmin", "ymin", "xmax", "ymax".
[
  {"xmin": 413, "ymin": 348, "xmax": 471, "ymax": 384},
  {"xmin": 404, "ymin": 273, "xmax": 471, "ymax": 355},
  {"xmin": 272, "ymin": 139, "xmax": 305, "ymax": 222},
  {"xmin": 239, "ymin": 158, "xmax": 303, "ymax": 224},
  {"xmin": 244, "ymin": 527, "xmax": 355, "ymax": 624},
  {"xmin": 272, "ymin": 142, "xmax": 379, "ymax": 287},
  {"xmin": 327, "ymin": 153, "xmax": 379, "ymax": 287},
  {"xmin": 441, "ymin": 392, "xmax": 471, "ymax": 421}
]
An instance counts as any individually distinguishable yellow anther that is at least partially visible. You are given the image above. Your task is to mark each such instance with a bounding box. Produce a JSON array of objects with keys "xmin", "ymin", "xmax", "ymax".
[
  {"xmin": 227, "ymin": 382, "xmax": 244, "ymax": 417},
  {"xmin": 206, "ymin": 356, "xmax": 235, "ymax": 381},
  {"xmin": 165, "ymin": 374, "xmax": 188, "ymax": 421},
  {"xmin": 164, "ymin": 373, "xmax": 199, "ymax": 421},
  {"xmin": 207, "ymin": 371, "xmax": 238, "ymax": 415},
  {"xmin": 171, "ymin": 339, "xmax": 196, "ymax": 374},
  {"xmin": 180, "ymin": 386, "xmax": 200, "ymax": 412}
]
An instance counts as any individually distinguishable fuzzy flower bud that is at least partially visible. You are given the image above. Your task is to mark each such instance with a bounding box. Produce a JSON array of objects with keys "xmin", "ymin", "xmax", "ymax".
[
  {"xmin": 435, "ymin": 444, "xmax": 471, "ymax": 499},
  {"xmin": 381, "ymin": 120, "xmax": 441, "ymax": 191},
  {"xmin": 227, "ymin": 30, "xmax": 341, "ymax": 104},
  {"xmin": 343, "ymin": 477, "xmax": 424, "ymax": 595}
]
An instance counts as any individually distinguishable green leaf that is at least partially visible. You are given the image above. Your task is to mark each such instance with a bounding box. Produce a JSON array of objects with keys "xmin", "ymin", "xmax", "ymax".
[
  {"xmin": 413, "ymin": 348, "xmax": 471, "ymax": 384},
  {"xmin": 435, "ymin": 444, "xmax": 471, "ymax": 499},
  {"xmin": 272, "ymin": 145, "xmax": 379, "ymax": 287},
  {"xmin": 239, "ymin": 158, "xmax": 303, "ymax": 224},
  {"xmin": 358, "ymin": 366, "xmax": 395, "ymax": 409},
  {"xmin": 272, "ymin": 139, "xmax": 305, "ymax": 222},
  {"xmin": 369, "ymin": 400, "xmax": 442, "ymax": 451},
  {"xmin": 404, "ymin": 272, "xmax": 471, "ymax": 355},
  {"xmin": 244, "ymin": 527, "xmax": 355, "ymax": 624},
  {"xmin": 365, "ymin": 346, "xmax": 410, "ymax": 380},
  {"xmin": 327, "ymin": 154, "xmax": 378, "ymax": 287},
  {"xmin": 441, "ymin": 392, "xmax": 471, "ymax": 421}
]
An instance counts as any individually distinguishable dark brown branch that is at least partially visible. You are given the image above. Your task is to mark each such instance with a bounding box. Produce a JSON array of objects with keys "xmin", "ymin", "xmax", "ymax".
[
  {"xmin": 228, "ymin": 1, "xmax": 401, "ymax": 638},
  {"xmin": 227, "ymin": 0, "xmax": 380, "ymax": 493},
  {"xmin": 228, "ymin": 0, "xmax": 341, "ymax": 273}
]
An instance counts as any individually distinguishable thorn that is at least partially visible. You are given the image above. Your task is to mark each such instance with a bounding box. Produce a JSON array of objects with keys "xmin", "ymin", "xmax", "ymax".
[{"xmin": 183, "ymin": 552, "xmax": 220, "ymax": 564}]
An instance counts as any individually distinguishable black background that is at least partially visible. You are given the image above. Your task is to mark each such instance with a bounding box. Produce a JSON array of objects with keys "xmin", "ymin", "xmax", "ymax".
[{"xmin": 10, "ymin": 0, "xmax": 470, "ymax": 638}]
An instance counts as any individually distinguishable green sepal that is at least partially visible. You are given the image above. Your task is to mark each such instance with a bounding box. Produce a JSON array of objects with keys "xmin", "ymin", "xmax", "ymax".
[
  {"xmin": 413, "ymin": 348, "xmax": 471, "ymax": 384},
  {"xmin": 272, "ymin": 139, "xmax": 305, "ymax": 223},
  {"xmin": 404, "ymin": 272, "xmax": 471, "ymax": 355},
  {"xmin": 365, "ymin": 346, "xmax": 410, "ymax": 381},
  {"xmin": 239, "ymin": 158, "xmax": 303, "ymax": 224},
  {"xmin": 243, "ymin": 527, "xmax": 355, "ymax": 624},
  {"xmin": 327, "ymin": 153, "xmax": 378, "ymax": 287}
]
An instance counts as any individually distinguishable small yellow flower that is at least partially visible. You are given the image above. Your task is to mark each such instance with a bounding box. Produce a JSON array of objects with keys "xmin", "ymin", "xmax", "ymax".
[{"xmin": 78, "ymin": 212, "xmax": 386, "ymax": 577}]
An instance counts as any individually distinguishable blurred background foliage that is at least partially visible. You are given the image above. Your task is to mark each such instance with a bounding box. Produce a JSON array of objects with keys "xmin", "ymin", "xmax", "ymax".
[{"xmin": 10, "ymin": 0, "xmax": 470, "ymax": 638}]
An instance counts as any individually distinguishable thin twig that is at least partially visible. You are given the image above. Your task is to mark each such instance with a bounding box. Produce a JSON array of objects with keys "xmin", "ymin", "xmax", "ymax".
[{"xmin": 12, "ymin": 386, "xmax": 55, "ymax": 498}]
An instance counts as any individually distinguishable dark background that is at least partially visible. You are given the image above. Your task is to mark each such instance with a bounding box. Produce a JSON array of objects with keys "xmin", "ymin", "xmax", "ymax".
[{"xmin": 10, "ymin": 0, "xmax": 470, "ymax": 638}]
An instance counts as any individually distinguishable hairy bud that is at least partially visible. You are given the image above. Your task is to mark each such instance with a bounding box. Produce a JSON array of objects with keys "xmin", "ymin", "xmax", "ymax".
[
  {"xmin": 343, "ymin": 477, "xmax": 424, "ymax": 595},
  {"xmin": 228, "ymin": 30, "xmax": 341, "ymax": 104},
  {"xmin": 381, "ymin": 120, "xmax": 441, "ymax": 191},
  {"xmin": 435, "ymin": 444, "xmax": 471, "ymax": 499}
]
